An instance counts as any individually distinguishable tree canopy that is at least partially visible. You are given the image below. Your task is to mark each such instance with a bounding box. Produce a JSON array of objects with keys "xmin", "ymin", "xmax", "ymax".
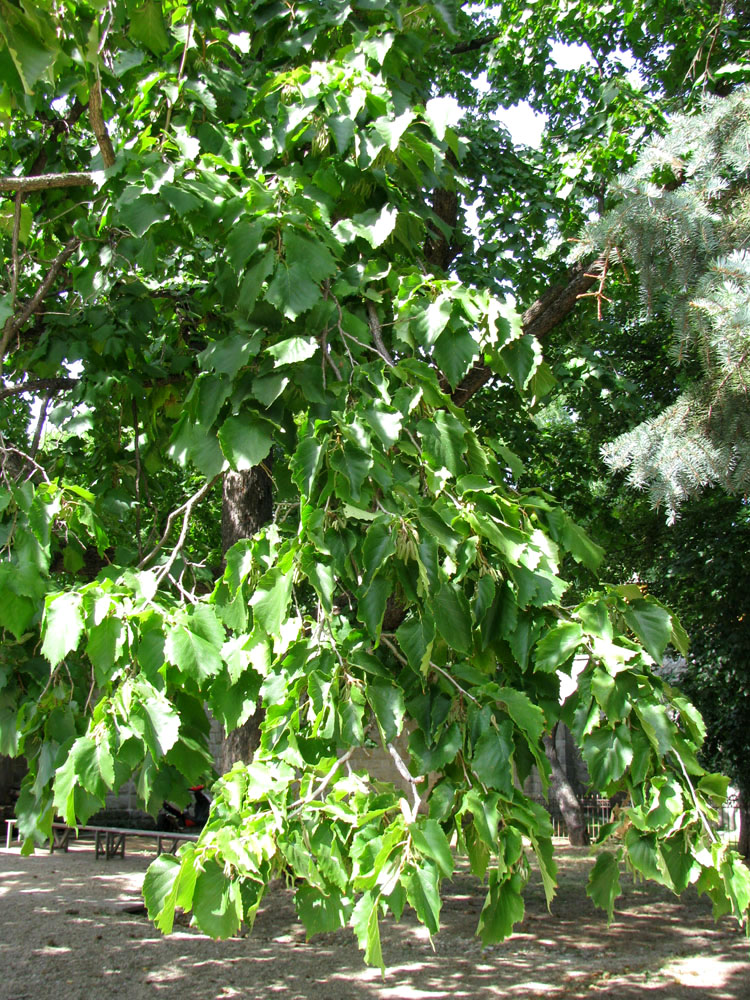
[{"xmin": 1, "ymin": 0, "xmax": 749, "ymax": 963}]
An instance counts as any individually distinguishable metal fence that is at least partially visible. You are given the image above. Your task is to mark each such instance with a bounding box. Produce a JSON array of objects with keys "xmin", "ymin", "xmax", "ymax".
[{"xmin": 539, "ymin": 792, "xmax": 741, "ymax": 847}]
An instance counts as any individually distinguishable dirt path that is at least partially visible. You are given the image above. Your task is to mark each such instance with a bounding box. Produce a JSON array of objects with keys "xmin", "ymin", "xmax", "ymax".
[{"xmin": 1, "ymin": 841, "xmax": 748, "ymax": 1000}]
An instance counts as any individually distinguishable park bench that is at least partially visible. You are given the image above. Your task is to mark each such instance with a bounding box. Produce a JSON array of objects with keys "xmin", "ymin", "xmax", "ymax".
[{"xmin": 4, "ymin": 817, "xmax": 197, "ymax": 858}]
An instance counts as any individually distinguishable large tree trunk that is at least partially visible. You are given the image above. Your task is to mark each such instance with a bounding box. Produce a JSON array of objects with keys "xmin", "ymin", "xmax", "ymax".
[
  {"xmin": 543, "ymin": 727, "xmax": 590, "ymax": 846},
  {"xmin": 219, "ymin": 463, "xmax": 273, "ymax": 773},
  {"xmin": 738, "ymin": 787, "xmax": 750, "ymax": 860}
]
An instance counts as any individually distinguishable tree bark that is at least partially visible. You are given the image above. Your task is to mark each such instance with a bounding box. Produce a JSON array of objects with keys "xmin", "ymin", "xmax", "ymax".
[
  {"xmin": 451, "ymin": 259, "xmax": 605, "ymax": 407},
  {"xmin": 738, "ymin": 787, "xmax": 750, "ymax": 860},
  {"xmin": 543, "ymin": 727, "xmax": 590, "ymax": 846},
  {"xmin": 219, "ymin": 462, "xmax": 273, "ymax": 773}
]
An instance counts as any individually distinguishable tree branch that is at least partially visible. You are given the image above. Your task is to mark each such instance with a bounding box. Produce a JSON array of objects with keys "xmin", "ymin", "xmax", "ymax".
[
  {"xmin": 451, "ymin": 258, "xmax": 605, "ymax": 407},
  {"xmin": 0, "ymin": 377, "xmax": 79, "ymax": 401},
  {"xmin": 0, "ymin": 173, "xmax": 95, "ymax": 193},
  {"xmin": 0, "ymin": 238, "xmax": 80, "ymax": 362},
  {"xmin": 88, "ymin": 78, "xmax": 116, "ymax": 168},
  {"xmin": 139, "ymin": 474, "xmax": 221, "ymax": 574},
  {"xmin": 450, "ymin": 31, "xmax": 501, "ymax": 55}
]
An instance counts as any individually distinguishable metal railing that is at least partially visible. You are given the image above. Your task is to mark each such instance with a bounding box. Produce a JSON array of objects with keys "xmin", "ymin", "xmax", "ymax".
[{"xmin": 536, "ymin": 792, "xmax": 741, "ymax": 847}]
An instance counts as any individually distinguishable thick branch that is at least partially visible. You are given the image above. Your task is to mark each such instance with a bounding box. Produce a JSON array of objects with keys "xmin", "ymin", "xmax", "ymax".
[
  {"xmin": 0, "ymin": 173, "xmax": 95, "ymax": 193},
  {"xmin": 450, "ymin": 31, "xmax": 501, "ymax": 55},
  {"xmin": 451, "ymin": 258, "xmax": 605, "ymax": 407},
  {"xmin": 0, "ymin": 238, "xmax": 80, "ymax": 361},
  {"xmin": 88, "ymin": 79, "xmax": 116, "ymax": 168},
  {"xmin": 0, "ymin": 377, "xmax": 78, "ymax": 401}
]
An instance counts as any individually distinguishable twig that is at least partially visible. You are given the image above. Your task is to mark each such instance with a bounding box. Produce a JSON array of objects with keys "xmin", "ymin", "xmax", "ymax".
[
  {"xmin": 138, "ymin": 474, "xmax": 220, "ymax": 573},
  {"xmin": 0, "ymin": 173, "xmax": 95, "ymax": 192},
  {"xmin": 132, "ymin": 398, "xmax": 143, "ymax": 560},
  {"xmin": 288, "ymin": 748, "xmax": 356, "ymax": 816},
  {"xmin": 0, "ymin": 238, "xmax": 80, "ymax": 362},
  {"xmin": 672, "ymin": 748, "xmax": 718, "ymax": 844},
  {"xmin": 386, "ymin": 741, "xmax": 421, "ymax": 822},
  {"xmin": 29, "ymin": 390, "xmax": 53, "ymax": 459},
  {"xmin": 163, "ymin": 18, "xmax": 194, "ymax": 137},
  {"xmin": 429, "ymin": 661, "xmax": 482, "ymax": 707},
  {"xmin": 366, "ymin": 301, "xmax": 395, "ymax": 367},
  {"xmin": 9, "ymin": 191, "xmax": 21, "ymax": 308}
]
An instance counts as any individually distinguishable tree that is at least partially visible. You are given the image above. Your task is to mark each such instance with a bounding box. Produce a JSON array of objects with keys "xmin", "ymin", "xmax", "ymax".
[{"xmin": 0, "ymin": 0, "xmax": 748, "ymax": 964}]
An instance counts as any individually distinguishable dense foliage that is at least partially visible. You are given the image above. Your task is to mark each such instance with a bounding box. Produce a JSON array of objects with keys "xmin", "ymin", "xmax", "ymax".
[{"xmin": 1, "ymin": 0, "xmax": 748, "ymax": 964}]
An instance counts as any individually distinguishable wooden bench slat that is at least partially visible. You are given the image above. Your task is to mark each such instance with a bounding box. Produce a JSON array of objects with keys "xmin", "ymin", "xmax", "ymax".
[{"xmin": 5, "ymin": 817, "xmax": 198, "ymax": 856}]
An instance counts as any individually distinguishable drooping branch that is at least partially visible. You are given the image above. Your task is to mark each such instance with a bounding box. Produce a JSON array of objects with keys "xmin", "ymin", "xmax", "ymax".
[
  {"xmin": 451, "ymin": 258, "xmax": 605, "ymax": 407},
  {"xmin": 0, "ymin": 173, "xmax": 95, "ymax": 193},
  {"xmin": 0, "ymin": 238, "xmax": 80, "ymax": 362}
]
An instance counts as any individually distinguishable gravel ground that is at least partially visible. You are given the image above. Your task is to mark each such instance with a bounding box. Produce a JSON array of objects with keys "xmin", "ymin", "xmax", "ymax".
[{"xmin": 1, "ymin": 839, "xmax": 748, "ymax": 1000}]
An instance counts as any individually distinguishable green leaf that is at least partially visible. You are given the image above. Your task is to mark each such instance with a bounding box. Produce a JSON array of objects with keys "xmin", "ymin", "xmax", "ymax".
[
  {"xmin": 132, "ymin": 681, "xmax": 181, "ymax": 757},
  {"xmin": 267, "ymin": 336, "xmax": 319, "ymax": 366},
  {"xmin": 351, "ymin": 890, "xmax": 384, "ymax": 970},
  {"xmin": 634, "ymin": 701, "xmax": 675, "ymax": 757},
  {"xmin": 586, "ymin": 852, "xmax": 622, "ymax": 924},
  {"xmin": 357, "ymin": 576, "xmax": 391, "ymax": 641},
  {"xmin": 250, "ymin": 565, "xmax": 293, "ymax": 638},
  {"xmin": 41, "ymin": 592, "xmax": 84, "ymax": 667},
  {"xmin": 405, "ymin": 861, "xmax": 441, "ymax": 935},
  {"xmin": 165, "ymin": 615, "xmax": 223, "ymax": 682},
  {"xmin": 237, "ymin": 250, "xmax": 275, "ymax": 315},
  {"xmin": 198, "ymin": 332, "xmax": 261, "ymax": 377},
  {"xmin": 71, "ymin": 735, "xmax": 114, "ymax": 797},
  {"xmin": 367, "ymin": 680, "xmax": 405, "ymax": 743},
  {"xmin": 362, "ymin": 521, "xmax": 397, "ymax": 586},
  {"xmin": 283, "ymin": 230, "xmax": 337, "ymax": 283},
  {"xmin": 471, "ymin": 722, "xmax": 514, "ymax": 793},
  {"xmin": 218, "ymin": 414, "xmax": 274, "ymax": 471},
  {"xmin": 143, "ymin": 853, "xmax": 181, "ymax": 928},
  {"xmin": 412, "ymin": 296, "xmax": 453, "ymax": 349},
  {"xmin": 623, "ymin": 599, "xmax": 672, "ymax": 662},
  {"xmin": 334, "ymin": 204, "xmax": 398, "ymax": 249},
  {"xmin": 53, "ymin": 754, "xmax": 78, "ymax": 827},
  {"xmin": 326, "ymin": 115, "xmax": 355, "ymax": 153},
  {"xmin": 0, "ymin": 589, "xmax": 36, "ymax": 639},
  {"xmin": 266, "ymin": 264, "xmax": 320, "ymax": 319},
  {"xmin": 227, "ymin": 220, "xmax": 266, "ymax": 271},
  {"xmin": 582, "ymin": 725, "xmax": 633, "ymax": 788},
  {"xmin": 408, "ymin": 819, "xmax": 454, "ymax": 877},
  {"xmin": 534, "ymin": 622, "xmax": 583, "ymax": 673},
  {"xmin": 431, "ymin": 583, "xmax": 472, "ymax": 655},
  {"xmin": 499, "ymin": 334, "xmax": 541, "ymax": 391},
  {"xmin": 0, "ymin": 706, "xmax": 18, "ymax": 756},
  {"xmin": 193, "ymin": 858, "xmax": 243, "ymax": 939},
  {"xmin": 396, "ymin": 616, "xmax": 434, "ymax": 674},
  {"xmin": 128, "ymin": 0, "xmax": 169, "ymax": 54},
  {"xmin": 118, "ymin": 195, "xmax": 169, "ymax": 237},
  {"xmin": 292, "ymin": 436, "xmax": 326, "ymax": 496},
  {"xmin": 433, "ymin": 326, "xmax": 479, "ymax": 389},
  {"xmin": 372, "ymin": 110, "xmax": 415, "ymax": 149},
  {"xmin": 0, "ymin": 2, "xmax": 57, "ymax": 94},
  {"xmin": 498, "ymin": 687, "xmax": 545, "ymax": 747},
  {"xmin": 477, "ymin": 871, "xmax": 525, "ymax": 946},
  {"xmin": 624, "ymin": 828, "xmax": 664, "ymax": 883},
  {"xmin": 296, "ymin": 886, "xmax": 350, "ymax": 937},
  {"xmin": 409, "ymin": 722, "xmax": 462, "ymax": 773}
]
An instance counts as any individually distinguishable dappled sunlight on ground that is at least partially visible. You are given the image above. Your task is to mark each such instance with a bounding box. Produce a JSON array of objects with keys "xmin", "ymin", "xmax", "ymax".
[{"xmin": 1, "ymin": 842, "xmax": 748, "ymax": 999}]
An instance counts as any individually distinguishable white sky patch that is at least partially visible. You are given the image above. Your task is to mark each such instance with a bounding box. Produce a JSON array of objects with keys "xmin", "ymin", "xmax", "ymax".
[
  {"xmin": 549, "ymin": 40, "xmax": 595, "ymax": 71},
  {"xmin": 493, "ymin": 101, "xmax": 546, "ymax": 149}
]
